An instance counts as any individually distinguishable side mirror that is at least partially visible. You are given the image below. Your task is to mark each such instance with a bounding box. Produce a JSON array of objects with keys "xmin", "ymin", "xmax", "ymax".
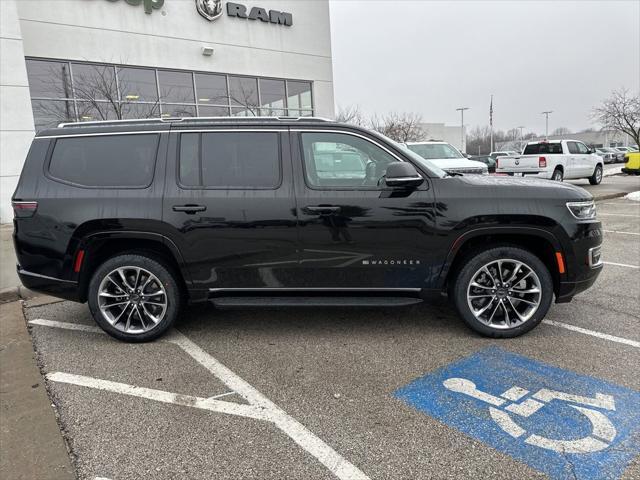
[{"xmin": 385, "ymin": 162, "xmax": 424, "ymax": 188}]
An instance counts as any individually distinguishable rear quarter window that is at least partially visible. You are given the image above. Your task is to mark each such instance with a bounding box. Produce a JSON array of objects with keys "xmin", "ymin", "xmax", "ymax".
[{"xmin": 48, "ymin": 134, "xmax": 159, "ymax": 188}]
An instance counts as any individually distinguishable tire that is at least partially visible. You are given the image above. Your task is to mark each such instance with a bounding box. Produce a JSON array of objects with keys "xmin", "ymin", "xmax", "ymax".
[
  {"xmin": 589, "ymin": 164, "xmax": 603, "ymax": 185},
  {"xmin": 88, "ymin": 253, "xmax": 182, "ymax": 342},
  {"xmin": 452, "ymin": 246, "xmax": 554, "ymax": 338},
  {"xmin": 551, "ymin": 168, "xmax": 563, "ymax": 182}
]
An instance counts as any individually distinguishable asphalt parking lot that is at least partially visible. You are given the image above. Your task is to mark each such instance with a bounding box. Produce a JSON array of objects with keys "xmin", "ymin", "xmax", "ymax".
[{"xmin": 25, "ymin": 196, "xmax": 640, "ymax": 480}]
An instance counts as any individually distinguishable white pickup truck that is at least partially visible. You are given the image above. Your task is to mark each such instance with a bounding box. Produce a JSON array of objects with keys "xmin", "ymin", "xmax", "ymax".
[{"xmin": 495, "ymin": 139, "xmax": 604, "ymax": 184}]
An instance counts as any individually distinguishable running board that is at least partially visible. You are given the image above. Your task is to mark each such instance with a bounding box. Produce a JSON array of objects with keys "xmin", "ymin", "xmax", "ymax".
[{"xmin": 211, "ymin": 296, "xmax": 424, "ymax": 308}]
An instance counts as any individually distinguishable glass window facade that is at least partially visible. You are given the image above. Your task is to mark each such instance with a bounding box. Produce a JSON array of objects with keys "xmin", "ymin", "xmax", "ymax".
[{"xmin": 25, "ymin": 58, "xmax": 315, "ymax": 131}]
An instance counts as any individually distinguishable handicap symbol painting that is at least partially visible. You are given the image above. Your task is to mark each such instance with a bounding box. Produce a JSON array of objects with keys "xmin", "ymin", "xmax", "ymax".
[{"xmin": 394, "ymin": 347, "xmax": 640, "ymax": 480}]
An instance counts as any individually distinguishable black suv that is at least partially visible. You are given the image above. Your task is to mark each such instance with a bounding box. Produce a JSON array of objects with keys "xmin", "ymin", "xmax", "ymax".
[{"xmin": 12, "ymin": 117, "xmax": 603, "ymax": 342}]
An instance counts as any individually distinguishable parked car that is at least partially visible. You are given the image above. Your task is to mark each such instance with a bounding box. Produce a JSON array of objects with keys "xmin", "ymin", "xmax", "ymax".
[
  {"xmin": 495, "ymin": 139, "xmax": 604, "ymax": 184},
  {"xmin": 608, "ymin": 147, "xmax": 630, "ymax": 163},
  {"xmin": 622, "ymin": 152, "xmax": 640, "ymax": 175},
  {"xmin": 595, "ymin": 148, "xmax": 616, "ymax": 164},
  {"xmin": 468, "ymin": 155, "xmax": 497, "ymax": 173},
  {"xmin": 490, "ymin": 151, "xmax": 520, "ymax": 160},
  {"xmin": 12, "ymin": 117, "xmax": 602, "ymax": 342},
  {"xmin": 405, "ymin": 141, "xmax": 488, "ymax": 175}
]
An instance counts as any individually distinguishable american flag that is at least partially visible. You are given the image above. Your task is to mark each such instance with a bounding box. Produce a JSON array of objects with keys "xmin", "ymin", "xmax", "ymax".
[{"xmin": 489, "ymin": 95, "xmax": 493, "ymax": 127}]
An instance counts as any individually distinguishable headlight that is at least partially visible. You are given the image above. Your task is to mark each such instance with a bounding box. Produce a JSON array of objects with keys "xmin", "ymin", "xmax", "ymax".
[{"xmin": 567, "ymin": 201, "xmax": 597, "ymax": 220}]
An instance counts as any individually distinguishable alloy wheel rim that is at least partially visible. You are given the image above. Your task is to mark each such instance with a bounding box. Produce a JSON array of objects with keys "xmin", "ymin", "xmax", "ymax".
[
  {"xmin": 466, "ymin": 259, "xmax": 542, "ymax": 329},
  {"xmin": 596, "ymin": 168, "xmax": 602, "ymax": 182},
  {"xmin": 97, "ymin": 266, "xmax": 167, "ymax": 334}
]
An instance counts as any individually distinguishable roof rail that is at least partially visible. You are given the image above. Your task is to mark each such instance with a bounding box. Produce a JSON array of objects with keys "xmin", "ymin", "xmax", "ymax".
[{"xmin": 57, "ymin": 116, "xmax": 332, "ymax": 128}]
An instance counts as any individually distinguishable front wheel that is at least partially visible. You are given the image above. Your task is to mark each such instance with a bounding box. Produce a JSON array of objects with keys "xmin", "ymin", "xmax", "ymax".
[
  {"xmin": 88, "ymin": 254, "xmax": 182, "ymax": 342},
  {"xmin": 589, "ymin": 164, "xmax": 603, "ymax": 185},
  {"xmin": 452, "ymin": 246, "xmax": 554, "ymax": 338}
]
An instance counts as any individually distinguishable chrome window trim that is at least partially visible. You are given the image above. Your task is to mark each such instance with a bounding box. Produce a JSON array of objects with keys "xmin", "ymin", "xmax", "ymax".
[{"xmin": 38, "ymin": 131, "xmax": 169, "ymax": 139}]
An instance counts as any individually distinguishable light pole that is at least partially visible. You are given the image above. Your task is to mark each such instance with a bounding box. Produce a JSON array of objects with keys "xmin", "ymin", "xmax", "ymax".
[
  {"xmin": 517, "ymin": 126, "xmax": 525, "ymax": 141},
  {"xmin": 456, "ymin": 107, "xmax": 469, "ymax": 152},
  {"xmin": 541, "ymin": 111, "xmax": 553, "ymax": 139}
]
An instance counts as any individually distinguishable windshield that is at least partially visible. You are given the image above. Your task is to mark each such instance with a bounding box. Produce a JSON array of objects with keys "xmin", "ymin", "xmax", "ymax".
[{"xmin": 406, "ymin": 143, "xmax": 464, "ymax": 160}]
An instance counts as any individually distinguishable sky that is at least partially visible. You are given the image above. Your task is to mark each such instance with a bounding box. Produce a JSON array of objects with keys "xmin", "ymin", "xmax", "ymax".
[{"xmin": 329, "ymin": 0, "xmax": 640, "ymax": 135}]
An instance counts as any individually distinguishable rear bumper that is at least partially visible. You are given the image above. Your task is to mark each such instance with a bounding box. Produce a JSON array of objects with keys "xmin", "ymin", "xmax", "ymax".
[
  {"xmin": 496, "ymin": 170, "xmax": 553, "ymax": 179},
  {"xmin": 17, "ymin": 266, "xmax": 81, "ymax": 302}
]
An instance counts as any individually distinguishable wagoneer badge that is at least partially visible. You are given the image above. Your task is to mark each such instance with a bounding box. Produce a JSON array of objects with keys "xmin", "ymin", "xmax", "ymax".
[{"xmin": 196, "ymin": 0, "xmax": 223, "ymax": 21}]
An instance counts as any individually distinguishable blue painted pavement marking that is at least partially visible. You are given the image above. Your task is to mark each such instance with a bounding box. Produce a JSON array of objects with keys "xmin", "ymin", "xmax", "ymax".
[{"xmin": 394, "ymin": 347, "xmax": 640, "ymax": 480}]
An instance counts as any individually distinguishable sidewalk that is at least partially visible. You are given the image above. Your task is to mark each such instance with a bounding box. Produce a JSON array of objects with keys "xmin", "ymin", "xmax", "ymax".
[
  {"xmin": 0, "ymin": 300, "xmax": 75, "ymax": 480},
  {"xmin": 0, "ymin": 224, "xmax": 19, "ymax": 293}
]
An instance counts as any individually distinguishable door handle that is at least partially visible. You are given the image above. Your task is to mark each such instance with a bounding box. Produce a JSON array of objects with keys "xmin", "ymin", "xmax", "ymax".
[
  {"xmin": 172, "ymin": 204, "xmax": 207, "ymax": 214},
  {"xmin": 305, "ymin": 205, "xmax": 342, "ymax": 215}
]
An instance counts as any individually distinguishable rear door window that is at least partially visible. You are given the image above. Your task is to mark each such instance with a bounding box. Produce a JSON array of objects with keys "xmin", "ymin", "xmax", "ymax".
[
  {"xmin": 178, "ymin": 132, "xmax": 281, "ymax": 189},
  {"xmin": 48, "ymin": 134, "xmax": 159, "ymax": 188}
]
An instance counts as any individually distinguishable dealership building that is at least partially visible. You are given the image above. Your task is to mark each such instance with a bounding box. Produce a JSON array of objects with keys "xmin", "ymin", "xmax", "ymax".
[{"xmin": 0, "ymin": 0, "xmax": 334, "ymax": 222}]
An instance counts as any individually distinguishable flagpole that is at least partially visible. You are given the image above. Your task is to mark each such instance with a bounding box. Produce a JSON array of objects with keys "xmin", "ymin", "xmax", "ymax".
[{"xmin": 489, "ymin": 94, "xmax": 494, "ymax": 153}]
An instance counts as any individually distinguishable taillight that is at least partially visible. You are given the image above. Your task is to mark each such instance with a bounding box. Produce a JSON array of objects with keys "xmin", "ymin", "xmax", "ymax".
[
  {"xmin": 495, "ymin": 158, "xmax": 499, "ymax": 169},
  {"xmin": 12, "ymin": 201, "xmax": 38, "ymax": 218},
  {"xmin": 539, "ymin": 156, "xmax": 547, "ymax": 168}
]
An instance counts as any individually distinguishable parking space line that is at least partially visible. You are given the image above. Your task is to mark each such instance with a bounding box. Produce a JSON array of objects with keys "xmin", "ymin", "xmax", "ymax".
[
  {"xmin": 208, "ymin": 391, "xmax": 236, "ymax": 400},
  {"xmin": 29, "ymin": 319, "xmax": 105, "ymax": 334},
  {"xmin": 598, "ymin": 213, "xmax": 640, "ymax": 217},
  {"xmin": 31, "ymin": 320, "xmax": 371, "ymax": 480},
  {"xmin": 603, "ymin": 261, "xmax": 640, "ymax": 269},
  {"xmin": 543, "ymin": 320, "xmax": 640, "ymax": 349},
  {"xmin": 47, "ymin": 372, "xmax": 268, "ymax": 420},
  {"xmin": 166, "ymin": 331, "xmax": 371, "ymax": 480},
  {"xmin": 603, "ymin": 230, "xmax": 640, "ymax": 236}
]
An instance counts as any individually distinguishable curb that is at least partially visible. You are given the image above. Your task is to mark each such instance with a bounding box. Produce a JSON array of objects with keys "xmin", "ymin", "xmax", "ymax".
[
  {"xmin": 593, "ymin": 192, "xmax": 631, "ymax": 202},
  {"xmin": 0, "ymin": 286, "xmax": 38, "ymax": 304}
]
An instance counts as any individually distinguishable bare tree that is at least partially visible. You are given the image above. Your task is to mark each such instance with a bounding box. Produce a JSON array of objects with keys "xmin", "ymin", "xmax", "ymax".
[
  {"xmin": 552, "ymin": 127, "xmax": 572, "ymax": 136},
  {"xmin": 369, "ymin": 112, "xmax": 426, "ymax": 143},
  {"xmin": 335, "ymin": 105, "xmax": 366, "ymax": 126},
  {"xmin": 593, "ymin": 88, "xmax": 640, "ymax": 147}
]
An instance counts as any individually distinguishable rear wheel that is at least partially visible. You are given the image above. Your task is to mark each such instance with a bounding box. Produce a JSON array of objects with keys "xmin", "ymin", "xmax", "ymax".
[
  {"xmin": 452, "ymin": 246, "xmax": 554, "ymax": 338},
  {"xmin": 589, "ymin": 164, "xmax": 603, "ymax": 185},
  {"xmin": 551, "ymin": 168, "xmax": 563, "ymax": 182},
  {"xmin": 88, "ymin": 254, "xmax": 181, "ymax": 342}
]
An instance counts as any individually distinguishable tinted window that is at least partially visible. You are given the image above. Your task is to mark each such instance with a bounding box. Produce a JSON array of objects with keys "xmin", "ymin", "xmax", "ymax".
[
  {"xmin": 228, "ymin": 76, "xmax": 259, "ymax": 109},
  {"xmin": 49, "ymin": 134, "xmax": 159, "ymax": 187},
  {"xmin": 158, "ymin": 70, "xmax": 195, "ymax": 104},
  {"xmin": 72, "ymin": 63, "xmax": 116, "ymax": 101},
  {"xmin": 179, "ymin": 132, "xmax": 280, "ymax": 188},
  {"xmin": 301, "ymin": 132, "xmax": 397, "ymax": 188},
  {"xmin": 195, "ymin": 73, "xmax": 228, "ymax": 106},
  {"xmin": 287, "ymin": 81, "xmax": 312, "ymax": 110},
  {"xmin": 117, "ymin": 67, "xmax": 158, "ymax": 102},
  {"xmin": 26, "ymin": 59, "xmax": 73, "ymax": 99},
  {"xmin": 523, "ymin": 143, "xmax": 564, "ymax": 154},
  {"xmin": 259, "ymin": 79, "xmax": 286, "ymax": 116},
  {"xmin": 567, "ymin": 142, "xmax": 580, "ymax": 154}
]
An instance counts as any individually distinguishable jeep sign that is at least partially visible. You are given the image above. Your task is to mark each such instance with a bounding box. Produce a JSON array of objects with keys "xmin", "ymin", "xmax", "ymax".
[{"xmin": 102, "ymin": 0, "xmax": 292, "ymax": 26}]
